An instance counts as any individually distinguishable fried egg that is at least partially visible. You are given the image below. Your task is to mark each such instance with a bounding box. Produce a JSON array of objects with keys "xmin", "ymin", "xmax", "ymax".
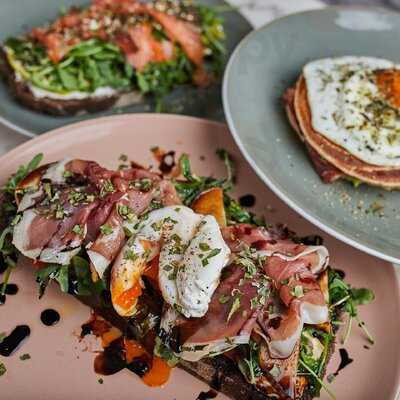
[{"xmin": 304, "ymin": 56, "xmax": 400, "ymax": 166}]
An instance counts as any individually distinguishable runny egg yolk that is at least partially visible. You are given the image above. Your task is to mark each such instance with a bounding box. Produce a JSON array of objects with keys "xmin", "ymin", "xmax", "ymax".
[{"xmin": 375, "ymin": 69, "xmax": 400, "ymax": 108}]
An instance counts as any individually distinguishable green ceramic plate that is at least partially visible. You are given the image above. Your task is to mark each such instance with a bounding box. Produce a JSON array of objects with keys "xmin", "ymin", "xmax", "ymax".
[
  {"xmin": 223, "ymin": 6, "xmax": 400, "ymax": 264},
  {"xmin": 0, "ymin": 0, "xmax": 251, "ymax": 137}
]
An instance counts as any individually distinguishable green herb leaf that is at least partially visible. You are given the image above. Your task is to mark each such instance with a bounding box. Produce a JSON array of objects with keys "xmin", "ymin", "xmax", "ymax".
[
  {"xmin": 219, "ymin": 294, "xmax": 230, "ymax": 304},
  {"xmin": 350, "ymin": 288, "xmax": 375, "ymax": 305},
  {"xmin": 153, "ymin": 337, "xmax": 180, "ymax": 367},
  {"xmin": 227, "ymin": 295, "xmax": 241, "ymax": 322},
  {"xmin": 0, "ymin": 363, "xmax": 6, "ymax": 377},
  {"xmin": 100, "ymin": 225, "xmax": 113, "ymax": 235},
  {"xmin": 19, "ymin": 353, "xmax": 31, "ymax": 361},
  {"xmin": 201, "ymin": 248, "xmax": 221, "ymax": 267},
  {"xmin": 35, "ymin": 264, "xmax": 69, "ymax": 298},
  {"xmin": 72, "ymin": 224, "xmax": 83, "ymax": 235}
]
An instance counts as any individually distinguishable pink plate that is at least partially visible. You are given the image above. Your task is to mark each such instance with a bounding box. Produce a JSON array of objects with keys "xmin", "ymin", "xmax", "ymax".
[{"xmin": 1, "ymin": 114, "xmax": 399, "ymax": 400}]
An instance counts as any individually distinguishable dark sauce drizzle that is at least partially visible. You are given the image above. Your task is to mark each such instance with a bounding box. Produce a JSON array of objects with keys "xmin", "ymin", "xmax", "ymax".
[
  {"xmin": 197, "ymin": 389, "xmax": 218, "ymax": 400},
  {"xmin": 0, "ymin": 283, "xmax": 19, "ymax": 305},
  {"xmin": 0, "ymin": 264, "xmax": 7, "ymax": 274},
  {"xmin": 239, "ymin": 194, "xmax": 256, "ymax": 208},
  {"xmin": 94, "ymin": 338, "xmax": 126, "ymax": 376},
  {"xmin": 334, "ymin": 269, "xmax": 346, "ymax": 279},
  {"xmin": 300, "ymin": 235, "xmax": 324, "ymax": 246},
  {"xmin": 4, "ymin": 283, "xmax": 18, "ymax": 295},
  {"xmin": 334, "ymin": 348, "xmax": 353, "ymax": 377},
  {"xmin": 159, "ymin": 151, "xmax": 176, "ymax": 175},
  {"xmin": 40, "ymin": 309, "xmax": 60, "ymax": 326},
  {"xmin": 0, "ymin": 325, "xmax": 31, "ymax": 357}
]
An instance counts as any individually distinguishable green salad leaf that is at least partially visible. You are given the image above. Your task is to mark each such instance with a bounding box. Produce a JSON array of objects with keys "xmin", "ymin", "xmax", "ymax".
[
  {"xmin": 5, "ymin": 38, "xmax": 133, "ymax": 94},
  {"xmin": 174, "ymin": 150, "xmax": 266, "ymax": 227}
]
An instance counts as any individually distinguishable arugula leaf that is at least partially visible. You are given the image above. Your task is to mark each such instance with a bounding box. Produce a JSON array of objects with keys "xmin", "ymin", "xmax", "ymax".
[
  {"xmin": 298, "ymin": 326, "xmax": 334, "ymax": 398},
  {"xmin": 35, "ymin": 264, "xmax": 69, "ymax": 298},
  {"xmin": 6, "ymin": 39, "xmax": 132, "ymax": 94},
  {"xmin": 328, "ymin": 268, "xmax": 375, "ymax": 344},
  {"xmin": 3, "ymin": 153, "xmax": 43, "ymax": 195},
  {"xmin": 153, "ymin": 337, "xmax": 180, "ymax": 367},
  {"xmin": 350, "ymin": 288, "xmax": 375, "ymax": 305},
  {"xmin": 71, "ymin": 256, "xmax": 106, "ymax": 297},
  {"xmin": 237, "ymin": 340, "xmax": 262, "ymax": 385}
]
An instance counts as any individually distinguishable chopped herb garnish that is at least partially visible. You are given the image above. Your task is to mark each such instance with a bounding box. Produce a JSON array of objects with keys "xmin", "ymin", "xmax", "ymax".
[
  {"xmin": 100, "ymin": 225, "xmax": 113, "ymax": 235},
  {"xmin": 291, "ymin": 285, "xmax": 304, "ymax": 298},
  {"xmin": 0, "ymin": 363, "xmax": 6, "ymax": 377},
  {"xmin": 119, "ymin": 154, "xmax": 128, "ymax": 162},
  {"xmin": 219, "ymin": 294, "xmax": 230, "ymax": 304},
  {"xmin": 250, "ymin": 297, "xmax": 259, "ymax": 310},
  {"xmin": 199, "ymin": 242, "xmax": 210, "ymax": 251},
  {"xmin": 201, "ymin": 248, "xmax": 221, "ymax": 266},
  {"xmin": 98, "ymin": 378, "xmax": 104, "ymax": 384},
  {"xmin": 280, "ymin": 278, "xmax": 289, "ymax": 285},
  {"xmin": 117, "ymin": 204, "xmax": 136, "ymax": 222},
  {"xmin": 100, "ymin": 180, "xmax": 115, "ymax": 197},
  {"xmin": 72, "ymin": 224, "xmax": 83, "ymax": 235},
  {"xmin": 227, "ymin": 295, "xmax": 241, "ymax": 322},
  {"xmin": 130, "ymin": 178, "xmax": 153, "ymax": 192},
  {"xmin": 19, "ymin": 353, "xmax": 31, "ymax": 361},
  {"xmin": 124, "ymin": 249, "xmax": 138, "ymax": 262}
]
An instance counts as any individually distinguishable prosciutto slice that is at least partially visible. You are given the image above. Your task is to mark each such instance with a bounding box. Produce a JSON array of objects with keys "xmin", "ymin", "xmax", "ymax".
[
  {"xmin": 160, "ymin": 264, "xmax": 266, "ymax": 362},
  {"xmin": 223, "ymin": 224, "xmax": 329, "ymax": 359},
  {"xmin": 12, "ymin": 158, "xmax": 173, "ymax": 273},
  {"xmin": 87, "ymin": 189, "xmax": 154, "ymax": 278}
]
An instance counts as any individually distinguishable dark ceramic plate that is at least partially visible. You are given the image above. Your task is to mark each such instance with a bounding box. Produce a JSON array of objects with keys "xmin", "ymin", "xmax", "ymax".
[{"xmin": 0, "ymin": 0, "xmax": 251, "ymax": 136}]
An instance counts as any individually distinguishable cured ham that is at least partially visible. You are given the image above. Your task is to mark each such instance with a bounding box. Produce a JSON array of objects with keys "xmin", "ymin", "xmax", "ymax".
[
  {"xmin": 160, "ymin": 263, "xmax": 264, "ymax": 362},
  {"xmin": 12, "ymin": 159, "xmax": 169, "ymax": 273},
  {"xmin": 125, "ymin": 23, "xmax": 175, "ymax": 71},
  {"xmin": 87, "ymin": 188, "xmax": 155, "ymax": 278},
  {"xmin": 223, "ymin": 224, "xmax": 329, "ymax": 359}
]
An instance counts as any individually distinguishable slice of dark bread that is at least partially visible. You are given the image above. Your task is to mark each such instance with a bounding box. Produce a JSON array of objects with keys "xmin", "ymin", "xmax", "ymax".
[
  {"xmin": 0, "ymin": 47, "xmax": 122, "ymax": 116},
  {"xmin": 78, "ymin": 291, "xmax": 337, "ymax": 400}
]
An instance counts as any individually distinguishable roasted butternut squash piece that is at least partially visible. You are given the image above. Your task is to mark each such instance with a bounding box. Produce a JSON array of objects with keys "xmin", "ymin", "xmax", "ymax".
[{"xmin": 191, "ymin": 187, "xmax": 226, "ymax": 227}]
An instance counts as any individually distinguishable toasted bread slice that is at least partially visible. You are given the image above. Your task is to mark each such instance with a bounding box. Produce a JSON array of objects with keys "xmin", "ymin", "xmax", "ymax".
[{"xmin": 0, "ymin": 48, "xmax": 141, "ymax": 116}]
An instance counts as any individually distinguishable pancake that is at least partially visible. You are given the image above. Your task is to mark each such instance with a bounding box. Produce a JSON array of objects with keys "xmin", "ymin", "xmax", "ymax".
[{"xmin": 283, "ymin": 77, "xmax": 400, "ymax": 189}]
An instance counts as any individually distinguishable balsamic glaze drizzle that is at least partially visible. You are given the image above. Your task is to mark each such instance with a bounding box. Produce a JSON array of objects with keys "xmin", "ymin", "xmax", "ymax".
[
  {"xmin": 334, "ymin": 348, "xmax": 353, "ymax": 377},
  {"xmin": 239, "ymin": 194, "xmax": 256, "ymax": 208},
  {"xmin": 0, "ymin": 325, "xmax": 31, "ymax": 357},
  {"xmin": 197, "ymin": 389, "xmax": 218, "ymax": 400},
  {"xmin": 40, "ymin": 309, "xmax": 60, "ymax": 326}
]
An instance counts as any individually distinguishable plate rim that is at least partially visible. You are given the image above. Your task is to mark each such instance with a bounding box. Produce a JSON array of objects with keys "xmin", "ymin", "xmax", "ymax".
[
  {"xmin": 223, "ymin": 5, "xmax": 400, "ymax": 266},
  {"xmin": 0, "ymin": 113, "xmax": 227, "ymax": 163}
]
